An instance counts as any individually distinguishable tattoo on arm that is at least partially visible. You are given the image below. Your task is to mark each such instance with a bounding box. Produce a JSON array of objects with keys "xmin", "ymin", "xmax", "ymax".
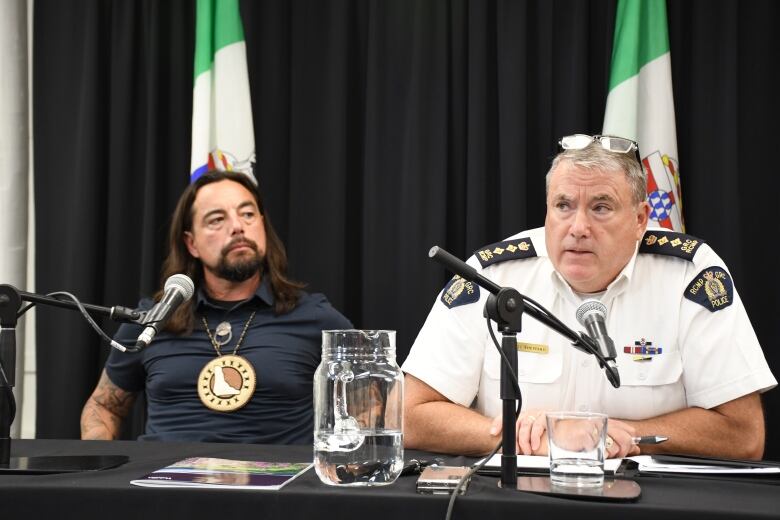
[{"xmin": 80, "ymin": 370, "xmax": 137, "ymax": 440}]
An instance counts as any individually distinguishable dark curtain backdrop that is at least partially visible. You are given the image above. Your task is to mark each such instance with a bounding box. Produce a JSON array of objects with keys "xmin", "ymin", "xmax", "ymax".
[{"xmin": 32, "ymin": 0, "xmax": 780, "ymax": 460}]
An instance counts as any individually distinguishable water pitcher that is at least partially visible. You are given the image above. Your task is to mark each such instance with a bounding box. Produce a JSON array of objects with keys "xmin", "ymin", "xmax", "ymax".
[{"xmin": 314, "ymin": 330, "xmax": 404, "ymax": 486}]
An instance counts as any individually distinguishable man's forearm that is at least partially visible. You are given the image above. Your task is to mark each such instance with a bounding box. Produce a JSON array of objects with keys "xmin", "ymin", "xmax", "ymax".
[
  {"xmin": 80, "ymin": 398, "xmax": 123, "ymax": 440},
  {"xmin": 405, "ymin": 400, "xmax": 499, "ymax": 456},
  {"xmin": 621, "ymin": 393, "xmax": 765, "ymax": 460},
  {"xmin": 80, "ymin": 370, "xmax": 136, "ymax": 441}
]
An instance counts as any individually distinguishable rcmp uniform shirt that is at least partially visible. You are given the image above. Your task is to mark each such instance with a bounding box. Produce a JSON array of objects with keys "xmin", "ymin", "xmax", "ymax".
[
  {"xmin": 402, "ymin": 227, "xmax": 777, "ymax": 420},
  {"xmin": 105, "ymin": 278, "xmax": 352, "ymax": 444}
]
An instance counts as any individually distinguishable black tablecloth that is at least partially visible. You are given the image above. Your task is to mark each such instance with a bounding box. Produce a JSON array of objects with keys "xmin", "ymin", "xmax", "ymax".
[{"xmin": 1, "ymin": 439, "xmax": 778, "ymax": 520}]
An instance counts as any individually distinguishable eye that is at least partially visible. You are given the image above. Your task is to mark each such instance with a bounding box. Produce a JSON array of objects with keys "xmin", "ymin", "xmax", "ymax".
[
  {"xmin": 241, "ymin": 209, "xmax": 257, "ymax": 222},
  {"xmin": 593, "ymin": 203, "xmax": 612, "ymax": 214},
  {"xmin": 555, "ymin": 201, "xmax": 571, "ymax": 211},
  {"xmin": 206, "ymin": 215, "xmax": 224, "ymax": 228}
]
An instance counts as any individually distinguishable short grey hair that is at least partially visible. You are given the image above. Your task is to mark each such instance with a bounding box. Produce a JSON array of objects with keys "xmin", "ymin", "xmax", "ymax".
[{"xmin": 545, "ymin": 141, "xmax": 647, "ymax": 205}]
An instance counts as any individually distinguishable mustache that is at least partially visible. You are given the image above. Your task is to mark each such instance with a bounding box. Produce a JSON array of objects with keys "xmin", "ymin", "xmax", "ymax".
[{"xmin": 220, "ymin": 237, "xmax": 259, "ymax": 257}]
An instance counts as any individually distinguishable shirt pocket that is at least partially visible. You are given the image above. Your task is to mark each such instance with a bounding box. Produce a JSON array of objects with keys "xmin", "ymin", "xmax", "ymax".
[
  {"xmin": 616, "ymin": 345, "xmax": 683, "ymax": 387},
  {"xmin": 484, "ymin": 339, "xmax": 563, "ymax": 384}
]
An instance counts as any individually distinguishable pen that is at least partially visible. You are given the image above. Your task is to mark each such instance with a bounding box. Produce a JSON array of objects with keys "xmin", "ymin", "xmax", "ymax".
[{"xmin": 632, "ymin": 435, "xmax": 668, "ymax": 445}]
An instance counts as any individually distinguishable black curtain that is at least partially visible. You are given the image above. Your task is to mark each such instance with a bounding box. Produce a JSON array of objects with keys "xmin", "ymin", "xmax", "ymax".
[{"xmin": 33, "ymin": 0, "xmax": 780, "ymax": 460}]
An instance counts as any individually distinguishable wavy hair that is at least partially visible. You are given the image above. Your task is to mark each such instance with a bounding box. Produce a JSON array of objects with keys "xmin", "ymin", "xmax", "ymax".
[{"xmin": 157, "ymin": 170, "xmax": 304, "ymax": 334}]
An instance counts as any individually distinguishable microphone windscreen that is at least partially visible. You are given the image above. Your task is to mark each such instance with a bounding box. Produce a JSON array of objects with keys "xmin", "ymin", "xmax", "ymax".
[
  {"xmin": 164, "ymin": 274, "xmax": 195, "ymax": 301},
  {"xmin": 575, "ymin": 299, "xmax": 606, "ymax": 326}
]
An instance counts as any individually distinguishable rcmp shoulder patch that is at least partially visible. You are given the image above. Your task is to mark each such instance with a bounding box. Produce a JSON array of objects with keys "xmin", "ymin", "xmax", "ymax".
[
  {"xmin": 473, "ymin": 238, "xmax": 537, "ymax": 268},
  {"xmin": 639, "ymin": 230, "xmax": 704, "ymax": 261},
  {"xmin": 684, "ymin": 266, "xmax": 733, "ymax": 312},
  {"xmin": 440, "ymin": 275, "xmax": 480, "ymax": 309}
]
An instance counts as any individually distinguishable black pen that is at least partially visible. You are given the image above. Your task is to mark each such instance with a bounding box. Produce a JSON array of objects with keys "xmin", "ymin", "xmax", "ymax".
[{"xmin": 632, "ymin": 435, "xmax": 668, "ymax": 445}]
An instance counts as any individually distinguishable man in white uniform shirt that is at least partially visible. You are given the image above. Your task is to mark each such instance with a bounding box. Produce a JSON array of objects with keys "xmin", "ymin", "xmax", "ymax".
[{"xmin": 403, "ymin": 135, "xmax": 776, "ymax": 459}]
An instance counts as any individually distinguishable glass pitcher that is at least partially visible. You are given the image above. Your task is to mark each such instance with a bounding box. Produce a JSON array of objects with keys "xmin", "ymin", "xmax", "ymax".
[{"xmin": 313, "ymin": 330, "xmax": 404, "ymax": 486}]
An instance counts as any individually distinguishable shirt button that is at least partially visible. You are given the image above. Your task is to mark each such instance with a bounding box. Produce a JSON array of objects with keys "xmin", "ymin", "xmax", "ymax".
[
  {"xmin": 517, "ymin": 369, "xmax": 525, "ymax": 376},
  {"xmin": 581, "ymin": 360, "xmax": 590, "ymax": 368},
  {"xmin": 638, "ymin": 372, "xmax": 647, "ymax": 381},
  {"xmin": 578, "ymin": 405, "xmax": 588, "ymax": 412}
]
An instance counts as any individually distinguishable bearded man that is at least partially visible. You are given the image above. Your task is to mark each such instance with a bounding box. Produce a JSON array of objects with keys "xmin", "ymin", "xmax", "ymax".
[{"xmin": 81, "ymin": 170, "xmax": 351, "ymax": 443}]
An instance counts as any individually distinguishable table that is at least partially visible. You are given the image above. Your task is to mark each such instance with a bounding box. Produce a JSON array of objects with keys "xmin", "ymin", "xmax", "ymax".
[{"xmin": 1, "ymin": 439, "xmax": 777, "ymax": 520}]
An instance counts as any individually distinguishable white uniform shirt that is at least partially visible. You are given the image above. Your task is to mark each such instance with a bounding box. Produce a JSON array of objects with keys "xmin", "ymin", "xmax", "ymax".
[{"xmin": 403, "ymin": 227, "xmax": 776, "ymax": 420}]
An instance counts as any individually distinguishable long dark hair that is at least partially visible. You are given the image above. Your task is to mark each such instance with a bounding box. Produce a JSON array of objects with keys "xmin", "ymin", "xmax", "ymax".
[{"xmin": 157, "ymin": 170, "xmax": 304, "ymax": 334}]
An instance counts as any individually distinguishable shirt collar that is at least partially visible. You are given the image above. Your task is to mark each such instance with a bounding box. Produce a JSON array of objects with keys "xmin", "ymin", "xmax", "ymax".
[{"xmin": 195, "ymin": 276, "xmax": 275, "ymax": 311}]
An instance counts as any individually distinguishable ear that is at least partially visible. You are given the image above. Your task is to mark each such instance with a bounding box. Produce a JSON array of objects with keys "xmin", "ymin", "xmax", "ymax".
[
  {"xmin": 635, "ymin": 201, "xmax": 650, "ymax": 240},
  {"xmin": 183, "ymin": 231, "xmax": 200, "ymax": 258}
]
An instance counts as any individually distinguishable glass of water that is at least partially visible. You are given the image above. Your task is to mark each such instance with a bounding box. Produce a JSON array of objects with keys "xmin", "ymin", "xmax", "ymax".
[
  {"xmin": 546, "ymin": 411, "xmax": 607, "ymax": 487},
  {"xmin": 313, "ymin": 330, "xmax": 404, "ymax": 486}
]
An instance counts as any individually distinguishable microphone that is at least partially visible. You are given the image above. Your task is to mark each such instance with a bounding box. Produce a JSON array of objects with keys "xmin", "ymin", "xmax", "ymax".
[
  {"xmin": 135, "ymin": 274, "xmax": 195, "ymax": 350},
  {"xmin": 576, "ymin": 299, "xmax": 620, "ymax": 388}
]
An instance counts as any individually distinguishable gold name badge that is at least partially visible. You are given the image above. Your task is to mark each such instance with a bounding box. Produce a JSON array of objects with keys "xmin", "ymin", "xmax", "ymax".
[{"xmin": 516, "ymin": 342, "xmax": 549, "ymax": 355}]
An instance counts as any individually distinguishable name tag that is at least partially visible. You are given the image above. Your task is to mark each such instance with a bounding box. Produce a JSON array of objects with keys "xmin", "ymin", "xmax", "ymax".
[{"xmin": 516, "ymin": 342, "xmax": 549, "ymax": 355}]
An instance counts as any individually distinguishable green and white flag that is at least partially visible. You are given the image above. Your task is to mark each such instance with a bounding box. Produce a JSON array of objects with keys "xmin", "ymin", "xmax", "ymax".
[
  {"xmin": 190, "ymin": 0, "xmax": 256, "ymax": 182},
  {"xmin": 603, "ymin": 0, "xmax": 683, "ymax": 231}
]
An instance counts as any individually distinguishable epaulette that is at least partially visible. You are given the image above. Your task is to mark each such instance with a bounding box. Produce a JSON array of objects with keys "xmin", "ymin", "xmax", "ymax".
[
  {"xmin": 638, "ymin": 230, "xmax": 704, "ymax": 261},
  {"xmin": 473, "ymin": 237, "xmax": 537, "ymax": 268}
]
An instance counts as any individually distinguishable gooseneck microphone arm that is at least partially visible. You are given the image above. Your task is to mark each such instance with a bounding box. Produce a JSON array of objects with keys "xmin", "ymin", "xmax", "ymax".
[{"xmin": 15, "ymin": 290, "xmax": 142, "ymax": 322}]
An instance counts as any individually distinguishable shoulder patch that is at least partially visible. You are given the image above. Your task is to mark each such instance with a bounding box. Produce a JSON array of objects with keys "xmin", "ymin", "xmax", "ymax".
[
  {"xmin": 684, "ymin": 266, "xmax": 733, "ymax": 312},
  {"xmin": 474, "ymin": 238, "xmax": 537, "ymax": 268},
  {"xmin": 639, "ymin": 230, "xmax": 704, "ymax": 261},
  {"xmin": 440, "ymin": 275, "xmax": 480, "ymax": 309}
]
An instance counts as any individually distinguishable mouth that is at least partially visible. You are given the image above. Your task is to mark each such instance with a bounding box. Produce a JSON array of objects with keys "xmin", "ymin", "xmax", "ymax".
[{"xmin": 224, "ymin": 240, "xmax": 256, "ymax": 254}]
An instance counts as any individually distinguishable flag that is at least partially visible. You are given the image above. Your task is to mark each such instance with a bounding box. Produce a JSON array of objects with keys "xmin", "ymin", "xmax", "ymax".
[
  {"xmin": 190, "ymin": 0, "xmax": 256, "ymax": 183},
  {"xmin": 603, "ymin": 0, "xmax": 683, "ymax": 231}
]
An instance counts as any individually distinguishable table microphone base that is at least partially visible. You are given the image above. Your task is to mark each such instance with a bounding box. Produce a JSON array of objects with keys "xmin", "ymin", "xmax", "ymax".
[
  {"xmin": 0, "ymin": 455, "xmax": 129, "ymax": 474},
  {"xmin": 498, "ymin": 475, "xmax": 641, "ymax": 502}
]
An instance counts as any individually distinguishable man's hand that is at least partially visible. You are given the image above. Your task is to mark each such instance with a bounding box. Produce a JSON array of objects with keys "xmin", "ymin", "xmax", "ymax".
[{"xmin": 490, "ymin": 409, "xmax": 640, "ymax": 458}]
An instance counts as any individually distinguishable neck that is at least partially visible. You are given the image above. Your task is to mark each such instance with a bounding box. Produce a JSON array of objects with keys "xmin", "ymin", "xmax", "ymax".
[{"xmin": 202, "ymin": 270, "xmax": 262, "ymax": 301}]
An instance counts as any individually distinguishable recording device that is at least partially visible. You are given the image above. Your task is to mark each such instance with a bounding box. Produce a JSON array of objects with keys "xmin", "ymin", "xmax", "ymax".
[
  {"xmin": 576, "ymin": 299, "xmax": 620, "ymax": 386},
  {"xmin": 134, "ymin": 274, "xmax": 195, "ymax": 350}
]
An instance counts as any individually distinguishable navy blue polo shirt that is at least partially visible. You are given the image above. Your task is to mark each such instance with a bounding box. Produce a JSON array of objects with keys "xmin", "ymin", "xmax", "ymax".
[{"xmin": 105, "ymin": 278, "xmax": 352, "ymax": 444}]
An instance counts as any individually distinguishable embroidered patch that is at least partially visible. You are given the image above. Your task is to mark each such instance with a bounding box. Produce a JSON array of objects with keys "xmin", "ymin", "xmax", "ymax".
[
  {"xmin": 440, "ymin": 275, "xmax": 480, "ymax": 309},
  {"xmin": 474, "ymin": 238, "xmax": 537, "ymax": 268},
  {"xmin": 639, "ymin": 230, "xmax": 703, "ymax": 261},
  {"xmin": 684, "ymin": 266, "xmax": 733, "ymax": 312}
]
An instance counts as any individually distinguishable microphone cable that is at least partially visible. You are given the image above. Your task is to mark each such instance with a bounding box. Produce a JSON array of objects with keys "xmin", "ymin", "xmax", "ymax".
[{"xmin": 16, "ymin": 292, "xmax": 132, "ymax": 353}]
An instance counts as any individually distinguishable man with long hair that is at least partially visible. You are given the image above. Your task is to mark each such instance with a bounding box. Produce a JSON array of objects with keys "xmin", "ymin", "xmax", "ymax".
[{"xmin": 81, "ymin": 170, "xmax": 351, "ymax": 443}]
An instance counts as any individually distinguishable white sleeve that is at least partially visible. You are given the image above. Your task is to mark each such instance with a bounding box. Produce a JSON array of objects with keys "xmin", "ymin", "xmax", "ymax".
[
  {"xmin": 678, "ymin": 245, "xmax": 777, "ymax": 409},
  {"xmin": 402, "ymin": 265, "xmax": 490, "ymax": 406}
]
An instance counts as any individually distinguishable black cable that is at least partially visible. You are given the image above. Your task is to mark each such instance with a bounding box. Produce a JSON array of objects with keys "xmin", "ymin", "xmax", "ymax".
[
  {"xmin": 16, "ymin": 302, "xmax": 35, "ymax": 318},
  {"xmin": 45, "ymin": 292, "xmax": 132, "ymax": 353}
]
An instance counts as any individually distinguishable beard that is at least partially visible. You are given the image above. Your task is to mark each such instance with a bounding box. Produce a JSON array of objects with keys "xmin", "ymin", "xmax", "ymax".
[{"xmin": 214, "ymin": 238, "xmax": 265, "ymax": 282}]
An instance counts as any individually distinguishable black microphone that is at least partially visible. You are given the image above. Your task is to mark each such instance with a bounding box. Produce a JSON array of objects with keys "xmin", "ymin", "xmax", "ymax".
[
  {"xmin": 135, "ymin": 274, "xmax": 195, "ymax": 350},
  {"xmin": 576, "ymin": 299, "xmax": 620, "ymax": 387}
]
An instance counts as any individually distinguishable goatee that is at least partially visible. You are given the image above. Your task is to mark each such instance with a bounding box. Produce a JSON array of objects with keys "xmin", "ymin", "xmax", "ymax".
[{"xmin": 215, "ymin": 238, "xmax": 264, "ymax": 282}]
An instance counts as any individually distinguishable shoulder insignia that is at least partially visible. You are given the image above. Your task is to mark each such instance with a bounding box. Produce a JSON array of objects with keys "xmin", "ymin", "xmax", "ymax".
[
  {"xmin": 684, "ymin": 266, "xmax": 733, "ymax": 312},
  {"xmin": 639, "ymin": 230, "xmax": 703, "ymax": 261},
  {"xmin": 440, "ymin": 275, "xmax": 480, "ymax": 309},
  {"xmin": 474, "ymin": 238, "xmax": 537, "ymax": 268}
]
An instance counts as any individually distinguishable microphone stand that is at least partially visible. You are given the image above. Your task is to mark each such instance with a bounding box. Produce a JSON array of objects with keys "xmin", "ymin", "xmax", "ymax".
[
  {"xmin": 0, "ymin": 284, "xmax": 136, "ymax": 474},
  {"xmin": 428, "ymin": 246, "xmax": 611, "ymax": 489}
]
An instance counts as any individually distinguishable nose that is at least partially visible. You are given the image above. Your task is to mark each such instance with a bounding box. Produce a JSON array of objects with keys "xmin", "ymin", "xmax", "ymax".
[
  {"xmin": 569, "ymin": 206, "xmax": 591, "ymax": 238},
  {"xmin": 227, "ymin": 211, "xmax": 245, "ymax": 235}
]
